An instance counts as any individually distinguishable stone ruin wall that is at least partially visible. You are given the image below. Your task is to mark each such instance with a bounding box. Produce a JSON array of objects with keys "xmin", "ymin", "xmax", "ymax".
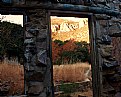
[
  {"xmin": 24, "ymin": 9, "xmax": 53, "ymax": 97},
  {"xmin": 1, "ymin": 0, "xmax": 121, "ymax": 97},
  {"xmin": 96, "ymin": 16, "xmax": 121, "ymax": 97},
  {"xmin": 23, "ymin": 8, "xmax": 121, "ymax": 97}
]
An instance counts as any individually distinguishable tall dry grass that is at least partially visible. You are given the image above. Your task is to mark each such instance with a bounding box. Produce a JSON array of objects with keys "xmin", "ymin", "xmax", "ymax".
[
  {"xmin": 0, "ymin": 61, "xmax": 24, "ymax": 95},
  {"xmin": 53, "ymin": 62, "xmax": 91, "ymax": 83}
]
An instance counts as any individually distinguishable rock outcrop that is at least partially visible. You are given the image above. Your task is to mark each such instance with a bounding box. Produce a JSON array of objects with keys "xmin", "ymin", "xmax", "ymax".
[{"xmin": 51, "ymin": 17, "xmax": 89, "ymax": 42}]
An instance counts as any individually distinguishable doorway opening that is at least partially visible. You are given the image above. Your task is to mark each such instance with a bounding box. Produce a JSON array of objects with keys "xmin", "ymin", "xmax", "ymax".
[
  {"xmin": 50, "ymin": 15, "xmax": 93, "ymax": 97},
  {"xmin": 0, "ymin": 14, "xmax": 24, "ymax": 96}
]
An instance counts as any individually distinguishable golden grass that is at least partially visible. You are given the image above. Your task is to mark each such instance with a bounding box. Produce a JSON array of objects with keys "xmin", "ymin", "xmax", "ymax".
[
  {"xmin": 0, "ymin": 61, "xmax": 91, "ymax": 95},
  {"xmin": 0, "ymin": 62, "xmax": 24, "ymax": 95},
  {"xmin": 53, "ymin": 62, "xmax": 91, "ymax": 83}
]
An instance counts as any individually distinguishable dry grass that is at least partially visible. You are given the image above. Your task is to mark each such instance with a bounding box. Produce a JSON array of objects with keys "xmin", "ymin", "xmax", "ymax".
[
  {"xmin": 0, "ymin": 61, "xmax": 91, "ymax": 95},
  {"xmin": 53, "ymin": 62, "xmax": 91, "ymax": 83},
  {"xmin": 0, "ymin": 62, "xmax": 24, "ymax": 95}
]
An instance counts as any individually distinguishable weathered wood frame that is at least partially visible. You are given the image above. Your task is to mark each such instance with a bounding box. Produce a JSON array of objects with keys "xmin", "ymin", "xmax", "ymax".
[{"xmin": 48, "ymin": 10, "xmax": 101, "ymax": 97}]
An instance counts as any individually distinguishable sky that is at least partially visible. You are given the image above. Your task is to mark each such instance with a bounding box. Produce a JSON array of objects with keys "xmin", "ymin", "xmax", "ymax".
[
  {"xmin": 0, "ymin": 15, "xmax": 23, "ymax": 27},
  {"xmin": 0, "ymin": 15, "xmax": 87, "ymax": 27}
]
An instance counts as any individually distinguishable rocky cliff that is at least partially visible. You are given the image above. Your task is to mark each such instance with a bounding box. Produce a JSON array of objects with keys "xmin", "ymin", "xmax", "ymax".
[{"xmin": 51, "ymin": 17, "xmax": 89, "ymax": 43}]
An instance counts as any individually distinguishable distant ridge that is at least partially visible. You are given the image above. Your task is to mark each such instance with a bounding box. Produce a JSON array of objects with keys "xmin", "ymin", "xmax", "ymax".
[{"xmin": 51, "ymin": 17, "xmax": 89, "ymax": 43}]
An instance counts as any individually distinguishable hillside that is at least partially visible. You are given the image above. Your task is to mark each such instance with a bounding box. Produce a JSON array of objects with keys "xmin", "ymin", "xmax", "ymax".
[{"xmin": 51, "ymin": 17, "xmax": 89, "ymax": 43}]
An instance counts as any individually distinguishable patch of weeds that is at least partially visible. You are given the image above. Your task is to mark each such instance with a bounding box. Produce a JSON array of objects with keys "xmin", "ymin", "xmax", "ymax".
[{"xmin": 59, "ymin": 82, "xmax": 79, "ymax": 94}]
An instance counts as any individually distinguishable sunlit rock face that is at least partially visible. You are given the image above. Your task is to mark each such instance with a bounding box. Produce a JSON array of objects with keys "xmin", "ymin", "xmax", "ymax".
[{"xmin": 51, "ymin": 17, "xmax": 89, "ymax": 43}]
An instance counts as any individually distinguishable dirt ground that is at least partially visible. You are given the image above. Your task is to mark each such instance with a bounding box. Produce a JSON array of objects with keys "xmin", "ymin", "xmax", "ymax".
[
  {"xmin": 55, "ymin": 89, "xmax": 93, "ymax": 97},
  {"xmin": 71, "ymin": 89, "xmax": 93, "ymax": 97}
]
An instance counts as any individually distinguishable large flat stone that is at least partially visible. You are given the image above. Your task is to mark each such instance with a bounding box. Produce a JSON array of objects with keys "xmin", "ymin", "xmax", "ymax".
[
  {"xmin": 100, "ymin": 45, "xmax": 113, "ymax": 57},
  {"xmin": 28, "ymin": 82, "xmax": 44, "ymax": 95}
]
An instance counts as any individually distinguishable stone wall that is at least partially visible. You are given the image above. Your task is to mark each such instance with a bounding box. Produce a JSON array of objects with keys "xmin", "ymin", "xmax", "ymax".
[
  {"xmin": 1, "ymin": 0, "xmax": 121, "ymax": 97},
  {"xmin": 90, "ymin": 2, "xmax": 121, "ymax": 95},
  {"xmin": 24, "ymin": 8, "xmax": 121, "ymax": 97},
  {"xmin": 24, "ymin": 9, "xmax": 53, "ymax": 97},
  {"xmin": 96, "ymin": 16, "xmax": 121, "ymax": 96}
]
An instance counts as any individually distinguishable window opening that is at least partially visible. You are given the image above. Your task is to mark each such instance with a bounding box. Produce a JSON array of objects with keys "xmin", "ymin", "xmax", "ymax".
[
  {"xmin": 50, "ymin": 16, "xmax": 93, "ymax": 97},
  {"xmin": 0, "ymin": 14, "xmax": 24, "ymax": 96}
]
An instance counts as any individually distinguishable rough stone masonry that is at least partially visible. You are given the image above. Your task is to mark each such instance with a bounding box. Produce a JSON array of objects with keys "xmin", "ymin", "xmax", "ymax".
[{"xmin": 0, "ymin": 0, "xmax": 121, "ymax": 97}]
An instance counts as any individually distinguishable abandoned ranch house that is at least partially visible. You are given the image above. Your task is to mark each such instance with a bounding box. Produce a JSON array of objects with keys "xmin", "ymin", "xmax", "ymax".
[{"xmin": 0, "ymin": 0, "xmax": 121, "ymax": 97}]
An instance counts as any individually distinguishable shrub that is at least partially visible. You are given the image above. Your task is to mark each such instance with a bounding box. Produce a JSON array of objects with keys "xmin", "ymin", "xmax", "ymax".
[
  {"xmin": 52, "ymin": 40, "xmax": 90, "ymax": 65},
  {"xmin": 0, "ymin": 21, "xmax": 24, "ymax": 63}
]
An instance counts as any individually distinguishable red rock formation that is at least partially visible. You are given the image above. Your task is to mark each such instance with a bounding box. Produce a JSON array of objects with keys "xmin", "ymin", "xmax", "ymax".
[{"xmin": 51, "ymin": 17, "xmax": 89, "ymax": 43}]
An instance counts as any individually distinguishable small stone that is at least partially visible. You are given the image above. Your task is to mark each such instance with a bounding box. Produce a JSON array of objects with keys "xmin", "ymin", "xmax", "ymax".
[
  {"xmin": 103, "ymin": 82, "xmax": 115, "ymax": 92},
  {"xmin": 25, "ymin": 65, "xmax": 34, "ymax": 71},
  {"xmin": 100, "ymin": 20, "xmax": 107, "ymax": 26},
  {"xmin": 25, "ymin": 31, "xmax": 34, "ymax": 38},
  {"xmin": 39, "ymin": 92, "xmax": 46, "ymax": 97},
  {"xmin": 24, "ymin": 38, "xmax": 35, "ymax": 45},
  {"xmin": 28, "ymin": 82, "xmax": 44, "ymax": 95},
  {"xmin": 96, "ymin": 15, "xmax": 111, "ymax": 20},
  {"xmin": 101, "ymin": 35, "xmax": 112, "ymax": 45},
  {"xmin": 116, "ymin": 67, "xmax": 121, "ymax": 75},
  {"xmin": 102, "ymin": 59, "xmax": 119, "ymax": 68},
  {"xmin": 36, "ymin": 37, "xmax": 46, "ymax": 42},
  {"xmin": 78, "ymin": 95, "xmax": 87, "ymax": 97},
  {"xmin": 37, "ymin": 50, "xmax": 47, "ymax": 65},
  {"xmin": 103, "ymin": 69, "xmax": 115, "ymax": 75},
  {"xmin": 100, "ymin": 45, "xmax": 113, "ymax": 57},
  {"xmin": 111, "ymin": 74, "xmax": 121, "ymax": 82},
  {"xmin": 28, "ymin": 29, "xmax": 39, "ymax": 36},
  {"xmin": 108, "ymin": 23, "xmax": 121, "ymax": 36},
  {"xmin": 97, "ymin": 0, "xmax": 106, "ymax": 3}
]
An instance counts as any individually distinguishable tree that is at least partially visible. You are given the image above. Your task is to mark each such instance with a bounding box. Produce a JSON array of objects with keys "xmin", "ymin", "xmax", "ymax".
[
  {"xmin": 52, "ymin": 39, "xmax": 90, "ymax": 65},
  {"xmin": 0, "ymin": 21, "xmax": 24, "ymax": 63}
]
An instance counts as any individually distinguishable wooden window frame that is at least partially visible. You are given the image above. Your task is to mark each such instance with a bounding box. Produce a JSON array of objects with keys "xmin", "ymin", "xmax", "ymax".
[{"xmin": 48, "ymin": 10, "xmax": 101, "ymax": 97}]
